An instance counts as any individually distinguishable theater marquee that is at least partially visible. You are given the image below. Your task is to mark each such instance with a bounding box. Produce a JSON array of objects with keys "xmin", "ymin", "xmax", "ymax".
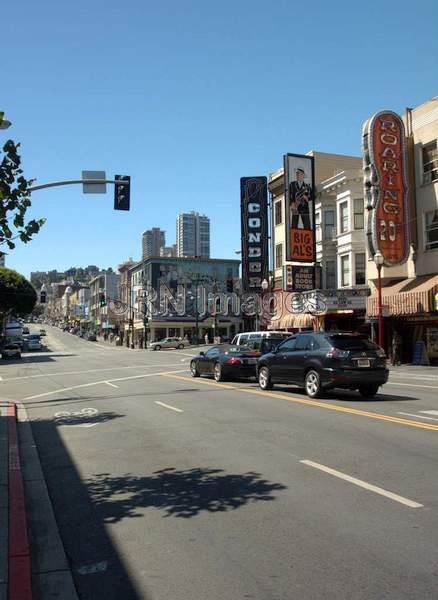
[
  {"xmin": 240, "ymin": 177, "xmax": 269, "ymax": 292},
  {"xmin": 362, "ymin": 110, "xmax": 410, "ymax": 266}
]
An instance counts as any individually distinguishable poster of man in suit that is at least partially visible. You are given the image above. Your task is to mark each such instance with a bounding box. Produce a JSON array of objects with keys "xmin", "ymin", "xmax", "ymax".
[{"xmin": 284, "ymin": 154, "xmax": 315, "ymax": 262}]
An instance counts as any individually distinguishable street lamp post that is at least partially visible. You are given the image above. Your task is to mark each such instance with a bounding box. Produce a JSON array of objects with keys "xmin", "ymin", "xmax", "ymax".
[
  {"xmin": 261, "ymin": 278, "xmax": 269, "ymax": 330},
  {"xmin": 373, "ymin": 251, "xmax": 384, "ymax": 349}
]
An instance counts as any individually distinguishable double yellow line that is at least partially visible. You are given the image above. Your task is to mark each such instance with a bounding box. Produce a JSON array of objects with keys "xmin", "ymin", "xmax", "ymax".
[{"xmin": 163, "ymin": 374, "xmax": 438, "ymax": 432}]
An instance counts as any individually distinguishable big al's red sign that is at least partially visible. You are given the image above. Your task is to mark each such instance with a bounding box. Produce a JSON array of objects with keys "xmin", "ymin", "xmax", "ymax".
[{"xmin": 362, "ymin": 111, "xmax": 410, "ymax": 266}]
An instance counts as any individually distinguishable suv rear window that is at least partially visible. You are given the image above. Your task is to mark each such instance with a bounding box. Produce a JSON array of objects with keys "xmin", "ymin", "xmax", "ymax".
[{"xmin": 328, "ymin": 336, "xmax": 379, "ymax": 351}]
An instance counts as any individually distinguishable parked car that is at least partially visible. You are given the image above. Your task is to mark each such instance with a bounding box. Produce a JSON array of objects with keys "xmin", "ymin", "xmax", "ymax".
[
  {"xmin": 1, "ymin": 344, "xmax": 22, "ymax": 360},
  {"xmin": 39, "ymin": 329, "xmax": 47, "ymax": 336},
  {"xmin": 87, "ymin": 333, "xmax": 97, "ymax": 341},
  {"xmin": 231, "ymin": 331, "xmax": 292, "ymax": 346},
  {"xmin": 257, "ymin": 332, "xmax": 388, "ymax": 399},
  {"xmin": 190, "ymin": 344, "xmax": 260, "ymax": 381},
  {"xmin": 22, "ymin": 326, "xmax": 30, "ymax": 335},
  {"xmin": 150, "ymin": 337, "xmax": 189, "ymax": 351},
  {"xmin": 26, "ymin": 334, "xmax": 42, "ymax": 351}
]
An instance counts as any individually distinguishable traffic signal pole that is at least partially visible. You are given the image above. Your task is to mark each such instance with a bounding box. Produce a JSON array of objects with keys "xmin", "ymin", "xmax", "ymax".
[{"xmin": 28, "ymin": 179, "xmax": 129, "ymax": 192}]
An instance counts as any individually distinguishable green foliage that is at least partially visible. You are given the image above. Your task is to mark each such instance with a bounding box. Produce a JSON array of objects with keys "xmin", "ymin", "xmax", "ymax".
[
  {"xmin": 0, "ymin": 267, "xmax": 37, "ymax": 315},
  {"xmin": 0, "ymin": 138, "xmax": 45, "ymax": 249}
]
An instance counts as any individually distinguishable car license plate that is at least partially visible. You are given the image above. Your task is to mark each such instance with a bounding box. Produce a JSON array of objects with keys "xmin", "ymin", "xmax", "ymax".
[
  {"xmin": 245, "ymin": 358, "xmax": 257, "ymax": 364},
  {"xmin": 357, "ymin": 359, "xmax": 370, "ymax": 367}
]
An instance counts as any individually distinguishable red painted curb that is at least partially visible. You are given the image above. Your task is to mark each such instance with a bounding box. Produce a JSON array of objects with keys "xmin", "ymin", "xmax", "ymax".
[{"xmin": 7, "ymin": 402, "xmax": 32, "ymax": 600}]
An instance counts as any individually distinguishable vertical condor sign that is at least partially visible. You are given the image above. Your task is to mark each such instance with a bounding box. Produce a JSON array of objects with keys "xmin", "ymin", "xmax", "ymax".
[
  {"xmin": 362, "ymin": 110, "xmax": 410, "ymax": 266},
  {"xmin": 240, "ymin": 177, "xmax": 268, "ymax": 292}
]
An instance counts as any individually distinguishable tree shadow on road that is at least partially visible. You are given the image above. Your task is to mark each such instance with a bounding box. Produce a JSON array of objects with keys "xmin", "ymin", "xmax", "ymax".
[{"xmin": 86, "ymin": 467, "xmax": 287, "ymax": 522}]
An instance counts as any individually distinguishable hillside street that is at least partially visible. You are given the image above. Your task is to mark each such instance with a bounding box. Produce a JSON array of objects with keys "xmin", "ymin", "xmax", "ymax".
[{"xmin": 1, "ymin": 325, "xmax": 438, "ymax": 600}]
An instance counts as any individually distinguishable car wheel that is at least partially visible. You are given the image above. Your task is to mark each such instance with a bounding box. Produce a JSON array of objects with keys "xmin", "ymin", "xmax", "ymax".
[
  {"xmin": 190, "ymin": 361, "xmax": 200, "ymax": 377},
  {"xmin": 214, "ymin": 363, "xmax": 226, "ymax": 382},
  {"xmin": 305, "ymin": 369, "xmax": 322, "ymax": 398},
  {"xmin": 258, "ymin": 366, "xmax": 273, "ymax": 390},
  {"xmin": 358, "ymin": 384, "xmax": 379, "ymax": 398},
  {"xmin": 155, "ymin": 345, "xmax": 161, "ymax": 351},
  {"xmin": 177, "ymin": 344, "xmax": 184, "ymax": 349}
]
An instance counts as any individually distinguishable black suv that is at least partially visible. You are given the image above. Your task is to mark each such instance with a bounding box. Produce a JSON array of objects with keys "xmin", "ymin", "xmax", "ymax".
[{"xmin": 257, "ymin": 332, "xmax": 388, "ymax": 398}]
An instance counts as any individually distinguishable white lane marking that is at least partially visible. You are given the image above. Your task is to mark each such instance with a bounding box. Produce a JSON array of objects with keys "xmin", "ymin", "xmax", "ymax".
[
  {"xmin": 154, "ymin": 401, "xmax": 184, "ymax": 413},
  {"xmin": 398, "ymin": 412, "xmax": 438, "ymax": 422},
  {"xmin": 386, "ymin": 382, "xmax": 438, "ymax": 389},
  {"xmin": 0, "ymin": 376, "xmax": 2, "ymax": 381},
  {"xmin": 105, "ymin": 381, "xmax": 119, "ymax": 388},
  {"xmin": 22, "ymin": 369, "xmax": 188, "ymax": 400},
  {"xmin": 0, "ymin": 363, "xmax": 184, "ymax": 383},
  {"xmin": 300, "ymin": 460, "xmax": 424, "ymax": 509},
  {"xmin": 421, "ymin": 410, "xmax": 438, "ymax": 415}
]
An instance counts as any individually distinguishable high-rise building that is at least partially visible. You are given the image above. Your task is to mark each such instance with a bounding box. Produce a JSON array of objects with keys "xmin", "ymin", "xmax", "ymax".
[
  {"xmin": 142, "ymin": 228, "xmax": 165, "ymax": 259},
  {"xmin": 176, "ymin": 212, "xmax": 210, "ymax": 258},
  {"xmin": 160, "ymin": 244, "xmax": 177, "ymax": 257}
]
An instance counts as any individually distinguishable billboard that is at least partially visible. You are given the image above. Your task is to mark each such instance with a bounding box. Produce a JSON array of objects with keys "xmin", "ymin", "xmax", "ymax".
[
  {"xmin": 284, "ymin": 153, "xmax": 315, "ymax": 263},
  {"xmin": 240, "ymin": 177, "xmax": 269, "ymax": 292},
  {"xmin": 362, "ymin": 110, "xmax": 410, "ymax": 266}
]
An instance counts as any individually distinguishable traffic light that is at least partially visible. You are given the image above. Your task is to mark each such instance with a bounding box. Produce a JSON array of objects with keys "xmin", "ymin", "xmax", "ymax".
[
  {"xmin": 99, "ymin": 293, "xmax": 107, "ymax": 307},
  {"xmin": 40, "ymin": 291, "xmax": 46, "ymax": 303},
  {"xmin": 143, "ymin": 317, "xmax": 149, "ymax": 328},
  {"xmin": 114, "ymin": 175, "xmax": 130, "ymax": 211},
  {"xmin": 226, "ymin": 279, "xmax": 233, "ymax": 292}
]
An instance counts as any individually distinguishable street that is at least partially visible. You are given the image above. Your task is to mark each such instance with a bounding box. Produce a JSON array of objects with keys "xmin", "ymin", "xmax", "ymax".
[{"xmin": 1, "ymin": 325, "xmax": 438, "ymax": 600}]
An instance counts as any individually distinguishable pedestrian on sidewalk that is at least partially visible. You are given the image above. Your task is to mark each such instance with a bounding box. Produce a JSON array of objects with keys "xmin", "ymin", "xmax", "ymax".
[
  {"xmin": 204, "ymin": 332, "xmax": 209, "ymax": 345},
  {"xmin": 392, "ymin": 331, "xmax": 402, "ymax": 366}
]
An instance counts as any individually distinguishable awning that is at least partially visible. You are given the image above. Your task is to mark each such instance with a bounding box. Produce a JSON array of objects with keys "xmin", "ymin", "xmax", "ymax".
[
  {"xmin": 268, "ymin": 313, "xmax": 315, "ymax": 330},
  {"xmin": 367, "ymin": 274, "xmax": 438, "ymax": 317}
]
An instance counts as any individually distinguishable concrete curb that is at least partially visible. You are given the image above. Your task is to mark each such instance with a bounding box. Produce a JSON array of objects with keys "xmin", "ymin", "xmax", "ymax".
[
  {"xmin": 0, "ymin": 402, "xmax": 9, "ymax": 600},
  {"xmin": 7, "ymin": 401, "xmax": 32, "ymax": 600},
  {"xmin": 15, "ymin": 402, "xmax": 79, "ymax": 600}
]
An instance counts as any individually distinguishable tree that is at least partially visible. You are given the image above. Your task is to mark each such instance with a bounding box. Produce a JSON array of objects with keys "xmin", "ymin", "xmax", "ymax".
[
  {"xmin": 0, "ymin": 267, "xmax": 36, "ymax": 315},
  {"xmin": 0, "ymin": 138, "xmax": 45, "ymax": 249}
]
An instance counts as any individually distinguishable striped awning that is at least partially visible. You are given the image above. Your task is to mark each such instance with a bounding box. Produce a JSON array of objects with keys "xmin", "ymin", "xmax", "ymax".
[
  {"xmin": 367, "ymin": 274, "xmax": 438, "ymax": 317},
  {"xmin": 268, "ymin": 312, "xmax": 315, "ymax": 330}
]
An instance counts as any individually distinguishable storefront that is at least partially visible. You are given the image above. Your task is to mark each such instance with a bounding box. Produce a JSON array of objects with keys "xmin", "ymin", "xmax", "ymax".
[
  {"xmin": 367, "ymin": 274, "xmax": 438, "ymax": 365},
  {"xmin": 319, "ymin": 289, "xmax": 369, "ymax": 334},
  {"xmin": 266, "ymin": 289, "xmax": 368, "ymax": 333}
]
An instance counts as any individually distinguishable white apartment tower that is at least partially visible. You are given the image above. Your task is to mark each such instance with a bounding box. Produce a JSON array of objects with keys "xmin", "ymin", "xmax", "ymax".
[{"xmin": 176, "ymin": 212, "xmax": 210, "ymax": 258}]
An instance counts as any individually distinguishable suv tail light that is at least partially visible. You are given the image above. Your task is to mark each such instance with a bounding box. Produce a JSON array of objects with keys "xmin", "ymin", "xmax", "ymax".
[{"xmin": 327, "ymin": 347, "xmax": 349, "ymax": 359}]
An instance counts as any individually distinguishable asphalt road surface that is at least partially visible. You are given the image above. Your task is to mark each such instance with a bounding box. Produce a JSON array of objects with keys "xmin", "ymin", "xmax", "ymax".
[{"xmin": 1, "ymin": 325, "xmax": 438, "ymax": 599}]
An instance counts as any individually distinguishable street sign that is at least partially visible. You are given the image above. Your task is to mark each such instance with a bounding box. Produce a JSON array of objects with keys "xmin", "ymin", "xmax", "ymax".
[{"xmin": 82, "ymin": 171, "xmax": 107, "ymax": 194}]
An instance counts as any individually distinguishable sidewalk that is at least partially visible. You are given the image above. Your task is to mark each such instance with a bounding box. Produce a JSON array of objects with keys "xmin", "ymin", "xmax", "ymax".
[
  {"xmin": 388, "ymin": 364, "xmax": 438, "ymax": 380},
  {"xmin": 0, "ymin": 400, "xmax": 78, "ymax": 600}
]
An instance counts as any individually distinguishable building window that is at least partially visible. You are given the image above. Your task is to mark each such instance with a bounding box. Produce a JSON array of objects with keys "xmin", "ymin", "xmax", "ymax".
[
  {"xmin": 325, "ymin": 209, "xmax": 335, "ymax": 240},
  {"xmin": 275, "ymin": 244, "xmax": 283, "ymax": 268},
  {"xmin": 355, "ymin": 253, "xmax": 366, "ymax": 285},
  {"xmin": 340, "ymin": 254, "xmax": 350, "ymax": 287},
  {"xmin": 425, "ymin": 210, "xmax": 438, "ymax": 250},
  {"xmin": 422, "ymin": 140, "xmax": 438, "ymax": 185},
  {"xmin": 339, "ymin": 201, "xmax": 349, "ymax": 234},
  {"xmin": 326, "ymin": 260, "xmax": 336, "ymax": 289},
  {"xmin": 354, "ymin": 198, "xmax": 364, "ymax": 230},
  {"xmin": 315, "ymin": 212, "xmax": 321, "ymax": 242},
  {"xmin": 274, "ymin": 201, "xmax": 282, "ymax": 225}
]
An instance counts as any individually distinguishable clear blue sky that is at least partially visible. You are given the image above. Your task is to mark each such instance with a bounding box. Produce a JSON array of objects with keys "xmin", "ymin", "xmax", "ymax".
[{"xmin": 3, "ymin": 0, "xmax": 438, "ymax": 278}]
